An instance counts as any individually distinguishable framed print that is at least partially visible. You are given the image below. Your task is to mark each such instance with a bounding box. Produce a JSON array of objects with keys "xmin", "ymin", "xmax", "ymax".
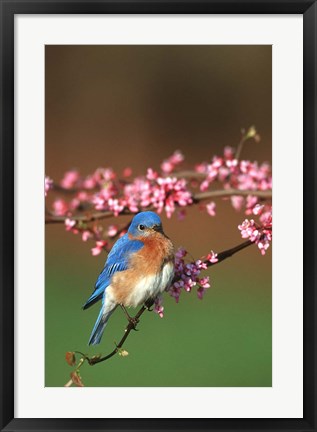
[{"xmin": 1, "ymin": 1, "xmax": 316, "ymax": 431}]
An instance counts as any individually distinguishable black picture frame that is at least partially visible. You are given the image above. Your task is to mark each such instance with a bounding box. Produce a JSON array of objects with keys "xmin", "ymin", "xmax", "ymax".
[{"xmin": 1, "ymin": 1, "xmax": 315, "ymax": 431}]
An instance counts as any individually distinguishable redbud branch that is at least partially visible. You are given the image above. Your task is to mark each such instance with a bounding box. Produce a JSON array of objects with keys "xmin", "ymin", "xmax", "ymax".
[
  {"xmin": 206, "ymin": 239, "xmax": 253, "ymax": 267},
  {"xmin": 46, "ymin": 189, "xmax": 271, "ymax": 224},
  {"xmin": 192, "ymin": 189, "xmax": 271, "ymax": 202},
  {"xmin": 170, "ymin": 170, "xmax": 206, "ymax": 179},
  {"xmin": 52, "ymin": 184, "xmax": 81, "ymax": 194},
  {"xmin": 85, "ymin": 304, "xmax": 150, "ymax": 366},
  {"xmin": 74, "ymin": 237, "xmax": 256, "ymax": 370}
]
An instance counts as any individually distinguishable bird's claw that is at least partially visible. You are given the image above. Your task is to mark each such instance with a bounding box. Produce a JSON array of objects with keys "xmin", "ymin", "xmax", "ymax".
[
  {"xmin": 128, "ymin": 317, "xmax": 139, "ymax": 331},
  {"xmin": 144, "ymin": 300, "xmax": 154, "ymax": 312}
]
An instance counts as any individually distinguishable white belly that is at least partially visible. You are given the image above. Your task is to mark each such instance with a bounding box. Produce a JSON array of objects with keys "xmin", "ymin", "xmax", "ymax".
[{"xmin": 126, "ymin": 261, "xmax": 174, "ymax": 307}]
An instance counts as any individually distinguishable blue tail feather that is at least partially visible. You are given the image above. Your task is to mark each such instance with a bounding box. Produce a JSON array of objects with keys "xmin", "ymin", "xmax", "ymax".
[
  {"xmin": 88, "ymin": 306, "xmax": 115, "ymax": 346},
  {"xmin": 82, "ymin": 290, "xmax": 103, "ymax": 310}
]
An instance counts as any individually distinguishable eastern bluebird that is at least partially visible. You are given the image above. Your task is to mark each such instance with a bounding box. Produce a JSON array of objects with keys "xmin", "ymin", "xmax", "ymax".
[{"xmin": 83, "ymin": 211, "xmax": 174, "ymax": 345}]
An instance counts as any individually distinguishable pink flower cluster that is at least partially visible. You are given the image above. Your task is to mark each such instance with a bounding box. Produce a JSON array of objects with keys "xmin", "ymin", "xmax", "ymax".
[
  {"xmin": 60, "ymin": 170, "xmax": 81, "ymax": 189},
  {"xmin": 64, "ymin": 218, "xmax": 109, "ymax": 255},
  {"xmin": 197, "ymin": 146, "xmax": 271, "ymax": 192},
  {"xmin": 45, "ymin": 132, "xmax": 272, "ymax": 259},
  {"xmin": 167, "ymin": 248, "xmax": 218, "ymax": 303},
  {"xmin": 49, "ymin": 151, "xmax": 193, "ymax": 220},
  {"xmin": 48, "ymin": 141, "xmax": 271, "ymax": 225},
  {"xmin": 92, "ymin": 168, "xmax": 193, "ymax": 219},
  {"xmin": 161, "ymin": 150, "xmax": 184, "ymax": 174},
  {"xmin": 238, "ymin": 204, "xmax": 272, "ymax": 255},
  {"xmin": 60, "ymin": 167, "xmax": 116, "ymax": 191},
  {"xmin": 197, "ymin": 146, "xmax": 272, "ymax": 217},
  {"xmin": 91, "ymin": 240, "xmax": 108, "ymax": 256},
  {"xmin": 53, "ymin": 199, "xmax": 69, "ymax": 216}
]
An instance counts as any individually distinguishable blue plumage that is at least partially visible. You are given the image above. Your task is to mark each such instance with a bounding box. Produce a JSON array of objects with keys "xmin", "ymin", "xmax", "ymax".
[
  {"xmin": 87, "ymin": 303, "xmax": 110, "ymax": 345},
  {"xmin": 83, "ymin": 234, "xmax": 144, "ymax": 310},
  {"xmin": 128, "ymin": 211, "xmax": 161, "ymax": 236}
]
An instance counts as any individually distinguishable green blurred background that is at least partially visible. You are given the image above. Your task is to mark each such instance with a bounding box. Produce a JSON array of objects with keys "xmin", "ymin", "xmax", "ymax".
[{"xmin": 45, "ymin": 45, "xmax": 272, "ymax": 387}]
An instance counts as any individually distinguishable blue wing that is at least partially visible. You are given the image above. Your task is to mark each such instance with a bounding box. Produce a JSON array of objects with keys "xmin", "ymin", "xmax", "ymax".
[{"xmin": 83, "ymin": 234, "xmax": 143, "ymax": 309}]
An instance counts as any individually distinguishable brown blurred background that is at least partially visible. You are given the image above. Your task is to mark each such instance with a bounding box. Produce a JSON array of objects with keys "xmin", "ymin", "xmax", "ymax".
[{"xmin": 45, "ymin": 45, "xmax": 272, "ymax": 387}]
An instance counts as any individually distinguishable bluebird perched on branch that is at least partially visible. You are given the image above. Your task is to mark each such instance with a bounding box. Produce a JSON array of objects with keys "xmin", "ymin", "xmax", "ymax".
[{"xmin": 83, "ymin": 211, "xmax": 174, "ymax": 345}]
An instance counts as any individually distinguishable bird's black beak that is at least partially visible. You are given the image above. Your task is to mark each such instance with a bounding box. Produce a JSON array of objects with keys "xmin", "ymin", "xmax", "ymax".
[{"xmin": 152, "ymin": 224, "xmax": 164, "ymax": 234}]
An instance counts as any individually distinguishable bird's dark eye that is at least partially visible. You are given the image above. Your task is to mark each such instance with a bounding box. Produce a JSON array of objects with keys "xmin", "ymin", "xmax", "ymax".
[{"xmin": 138, "ymin": 224, "xmax": 145, "ymax": 231}]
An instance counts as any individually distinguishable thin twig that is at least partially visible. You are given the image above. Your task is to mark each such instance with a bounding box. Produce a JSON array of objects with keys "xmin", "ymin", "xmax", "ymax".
[
  {"xmin": 87, "ymin": 304, "xmax": 151, "ymax": 366},
  {"xmin": 79, "ymin": 238, "xmax": 256, "ymax": 368},
  {"xmin": 235, "ymin": 135, "xmax": 248, "ymax": 161},
  {"xmin": 192, "ymin": 189, "xmax": 271, "ymax": 202},
  {"xmin": 207, "ymin": 239, "xmax": 253, "ymax": 267},
  {"xmin": 171, "ymin": 170, "xmax": 206, "ymax": 179}
]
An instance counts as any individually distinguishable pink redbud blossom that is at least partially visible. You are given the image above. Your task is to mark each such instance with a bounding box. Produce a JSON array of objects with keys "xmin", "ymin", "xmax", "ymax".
[
  {"xmin": 200, "ymin": 179, "xmax": 210, "ymax": 192},
  {"xmin": 91, "ymin": 240, "xmax": 107, "ymax": 256},
  {"xmin": 206, "ymin": 250, "xmax": 218, "ymax": 263},
  {"xmin": 107, "ymin": 225, "xmax": 118, "ymax": 238},
  {"xmin": 83, "ymin": 175, "xmax": 97, "ymax": 190},
  {"xmin": 161, "ymin": 161, "xmax": 174, "ymax": 174},
  {"xmin": 69, "ymin": 191, "xmax": 90, "ymax": 211},
  {"xmin": 60, "ymin": 170, "xmax": 80, "ymax": 189},
  {"xmin": 260, "ymin": 208, "xmax": 272, "ymax": 226},
  {"xmin": 177, "ymin": 209, "xmax": 186, "ymax": 221},
  {"xmin": 82, "ymin": 230, "xmax": 92, "ymax": 242},
  {"xmin": 53, "ymin": 199, "xmax": 68, "ymax": 216},
  {"xmin": 238, "ymin": 219, "xmax": 259, "ymax": 241},
  {"xmin": 153, "ymin": 296, "xmax": 164, "ymax": 318},
  {"xmin": 245, "ymin": 195, "xmax": 259, "ymax": 214},
  {"xmin": 224, "ymin": 146, "xmax": 235, "ymax": 160},
  {"xmin": 206, "ymin": 201, "xmax": 216, "ymax": 216},
  {"xmin": 45, "ymin": 176, "xmax": 53, "ymax": 196},
  {"xmin": 101, "ymin": 168, "xmax": 116, "ymax": 182},
  {"xmin": 92, "ymin": 183, "xmax": 118, "ymax": 211},
  {"xmin": 226, "ymin": 159, "xmax": 238, "ymax": 169},
  {"xmin": 123, "ymin": 167, "xmax": 132, "ymax": 178},
  {"xmin": 175, "ymin": 247, "xmax": 187, "ymax": 259},
  {"xmin": 168, "ymin": 247, "xmax": 216, "ymax": 303},
  {"xmin": 146, "ymin": 168, "xmax": 158, "ymax": 180},
  {"xmin": 231, "ymin": 195, "xmax": 244, "ymax": 211},
  {"xmin": 161, "ymin": 150, "xmax": 184, "ymax": 174},
  {"xmin": 195, "ymin": 163, "xmax": 207, "ymax": 174},
  {"xmin": 238, "ymin": 207, "xmax": 272, "ymax": 255},
  {"xmin": 65, "ymin": 218, "xmax": 76, "ymax": 231},
  {"xmin": 107, "ymin": 198, "xmax": 125, "ymax": 217},
  {"xmin": 198, "ymin": 277, "xmax": 210, "ymax": 288},
  {"xmin": 252, "ymin": 204, "xmax": 264, "ymax": 215},
  {"xmin": 197, "ymin": 277, "xmax": 211, "ymax": 299}
]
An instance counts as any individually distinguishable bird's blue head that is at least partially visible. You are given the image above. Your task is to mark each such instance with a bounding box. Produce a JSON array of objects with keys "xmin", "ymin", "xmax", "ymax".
[{"xmin": 128, "ymin": 211, "xmax": 164, "ymax": 238}]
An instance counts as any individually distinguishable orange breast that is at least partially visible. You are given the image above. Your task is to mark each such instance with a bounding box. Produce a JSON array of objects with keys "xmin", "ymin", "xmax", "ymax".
[
  {"xmin": 131, "ymin": 233, "xmax": 174, "ymax": 274},
  {"xmin": 111, "ymin": 233, "xmax": 174, "ymax": 305}
]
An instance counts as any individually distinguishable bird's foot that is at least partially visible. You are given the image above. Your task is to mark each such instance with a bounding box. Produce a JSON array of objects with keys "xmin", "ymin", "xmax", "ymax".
[
  {"xmin": 120, "ymin": 304, "xmax": 139, "ymax": 330},
  {"xmin": 144, "ymin": 300, "xmax": 154, "ymax": 312},
  {"xmin": 128, "ymin": 316, "xmax": 139, "ymax": 331}
]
